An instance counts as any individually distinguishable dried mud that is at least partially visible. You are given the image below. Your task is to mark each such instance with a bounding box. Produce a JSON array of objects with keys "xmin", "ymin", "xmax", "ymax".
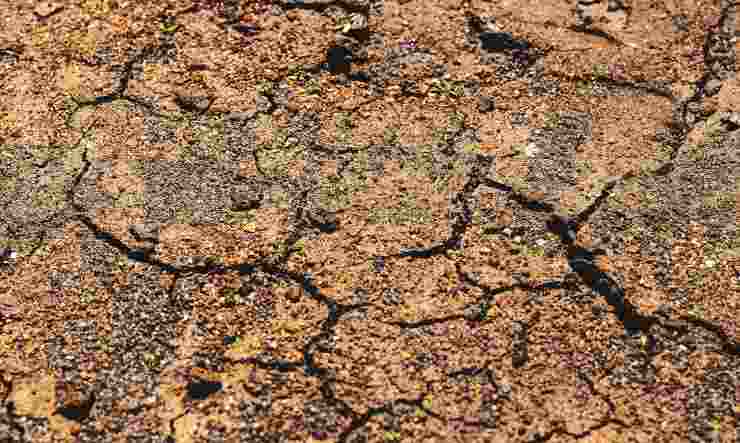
[{"xmin": 0, "ymin": 0, "xmax": 739, "ymax": 442}]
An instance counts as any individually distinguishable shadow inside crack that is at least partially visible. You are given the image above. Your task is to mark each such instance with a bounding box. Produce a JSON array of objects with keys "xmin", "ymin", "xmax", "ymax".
[
  {"xmin": 566, "ymin": 243, "xmax": 655, "ymax": 334},
  {"xmin": 545, "ymin": 213, "xmax": 656, "ymax": 334},
  {"xmin": 479, "ymin": 32, "xmax": 529, "ymax": 51},
  {"xmin": 56, "ymin": 392, "xmax": 95, "ymax": 422},
  {"xmin": 186, "ymin": 379, "xmax": 223, "ymax": 401}
]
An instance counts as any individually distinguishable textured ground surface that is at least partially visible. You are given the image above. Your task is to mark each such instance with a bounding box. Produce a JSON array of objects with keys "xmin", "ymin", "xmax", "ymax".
[{"xmin": 0, "ymin": 0, "xmax": 739, "ymax": 442}]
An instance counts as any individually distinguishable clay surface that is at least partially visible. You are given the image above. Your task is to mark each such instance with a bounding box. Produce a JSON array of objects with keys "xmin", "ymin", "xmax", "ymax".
[{"xmin": 0, "ymin": 0, "xmax": 739, "ymax": 442}]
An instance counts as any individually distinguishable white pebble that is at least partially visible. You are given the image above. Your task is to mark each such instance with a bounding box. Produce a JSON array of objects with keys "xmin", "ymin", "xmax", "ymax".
[{"xmin": 525, "ymin": 143, "xmax": 540, "ymax": 157}]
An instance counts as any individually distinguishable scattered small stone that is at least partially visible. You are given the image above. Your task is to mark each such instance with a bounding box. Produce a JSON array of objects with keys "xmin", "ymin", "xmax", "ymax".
[
  {"xmin": 704, "ymin": 78, "xmax": 722, "ymax": 96},
  {"xmin": 305, "ymin": 207, "xmax": 338, "ymax": 233},
  {"xmin": 463, "ymin": 304, "xmax": 483, "ymax": 321},
  {"xmin": 525, "ymin": 143, "xmax": 540, "ymax": 157},
  {"xmin": 478, "ymin": 96, "xmax": 494, "ymax": 113},
  {"xmin": 129, "ymin": 223, "xmax": 161, "ymax": 243},
  {"xmin": 382, "ymin": 288, "xmax": 402, "ymax": 305},
  {"xmin": 511, "ymin": 321, "xmax": 528, "ymax": 368},
  {"xmin": 510, "ymin": 111, "xmax": 529, "ymax": 126},
  {"xmin": 174, "ymin": 95, "xmax": 213, "ymax": 113},
  {"xmin": 225, "ymin": 111, "xmax": 257, "ymax": 121},
  {"xmin": 672, "ymin": 14, "xmax": 689, "ymax": 33},
  {"xmin": 232, "ymin": 190, "xmax": 263, "ymax": 211},
  {"xmin": 286, "ymin": 136, "xmax": 299, "ymax": 146},
  {"xmin": 349, "ymin": 13, "xmax": 368, "ymax": 31},
  {"xmin": 34, "ymin": 1, "xmax": 64, "ymax": 18},
  {"xmin": 0, "ymin": 48, "xmax": 19, "ymax": 64}
]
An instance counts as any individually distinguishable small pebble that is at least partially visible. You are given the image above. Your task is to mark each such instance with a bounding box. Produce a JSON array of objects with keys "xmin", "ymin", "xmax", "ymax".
[{"xmin": 478, "ymin": 96, "xmax": 494, "ymax": 113}]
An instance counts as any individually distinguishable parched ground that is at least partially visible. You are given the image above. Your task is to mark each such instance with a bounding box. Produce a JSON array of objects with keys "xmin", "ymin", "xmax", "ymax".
[{"xmin": 0, "ymin": 0, "xmax": 738, "ymax": 442}]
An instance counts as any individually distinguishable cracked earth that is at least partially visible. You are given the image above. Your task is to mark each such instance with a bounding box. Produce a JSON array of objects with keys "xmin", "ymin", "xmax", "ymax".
[{"xmin": 1, "ymin": 0, "xmax": 739, "ymax": 442}]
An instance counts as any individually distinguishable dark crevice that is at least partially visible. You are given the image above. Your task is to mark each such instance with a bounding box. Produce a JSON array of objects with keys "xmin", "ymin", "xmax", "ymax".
[
  {"xmin": 56, "ymin": 391, "xmax": 96, "ymax": 422},
  {"xmin": 186, "ymin": 378, "xmax": 224, "ymax": 400}
]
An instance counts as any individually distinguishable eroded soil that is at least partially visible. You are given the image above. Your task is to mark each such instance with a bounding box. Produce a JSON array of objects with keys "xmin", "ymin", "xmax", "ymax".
[{"xmin": 0, "ymin": 0, "xmax": 739, "ymax": 442}]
